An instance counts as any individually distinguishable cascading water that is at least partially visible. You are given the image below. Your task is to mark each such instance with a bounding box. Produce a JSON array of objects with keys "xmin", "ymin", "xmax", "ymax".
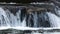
[
  {"xmin": 0, "ymin": 5, "xmax": 60, "ymax": 28},
  {"xmin": 0, "ymin": 7, "xmax": 11, "ymax": 27},
  {"xmin": 46, "ymin": 12, "xmax": 60, "ymax": 27},
  {"xmin": 0, "ymin": 3, "xmax": 60, "ymax": 34},
  {"xmin": 0, "ymin": 7, "xmax": 26, "ymax": 27},
  {"xmin": 26, "ymin": 11, "xmax": 50, "ymax": 27}
]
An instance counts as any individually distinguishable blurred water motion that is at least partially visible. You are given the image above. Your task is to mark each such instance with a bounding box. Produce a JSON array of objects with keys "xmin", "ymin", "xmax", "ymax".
[{"xmin": 0, "ymin": 3, "xmax": 60, "ymax": 34}]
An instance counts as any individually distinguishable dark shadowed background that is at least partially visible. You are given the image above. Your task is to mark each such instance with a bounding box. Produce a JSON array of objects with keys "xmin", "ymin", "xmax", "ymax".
[{"xmin": 0, "ymin": 0, "xmax": 50, "ymax": 3}]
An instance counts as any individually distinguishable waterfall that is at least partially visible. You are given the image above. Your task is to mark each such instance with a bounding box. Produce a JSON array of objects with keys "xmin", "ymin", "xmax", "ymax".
[
  {"xmin": 0, "ymin": 3, "xmax": 60, "ymax": 34},
  {"xmin": 0, "ymin": 6, "xmax": 60, "ymax": 27},
  {"xmin": 0, "ymin": 7, "xmax": 10, "ymax": 27},
  {"xmin": 0, "ymin": 4, "xmax": 60, "ymax": 28},
  {"xmin": 47, "ymin": 12, "xmax": 60, "ymax": 27},
  {"xmin": 0, "ymin": 7, "xmax": 26, "ymax": 27}
]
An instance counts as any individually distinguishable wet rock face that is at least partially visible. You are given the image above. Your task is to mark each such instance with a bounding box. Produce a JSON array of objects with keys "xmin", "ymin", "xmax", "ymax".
[
  {"xmin": 20, "ymin": 8, "xmax": 27, "ymax": 22},
  {"xmin": 26, "ymin": 9, "xmax": 50, "ymax": 27},
  {"xmin": 8, "ymin": 8, "xmax": 19, "ymax": 15},
  {"xmin": 2, "ymin": 6, "xmax": 20, "ymax": 15},
  {"xmin": 25, "ymin": 4, "xmax": 57, "ymax": 27}
]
